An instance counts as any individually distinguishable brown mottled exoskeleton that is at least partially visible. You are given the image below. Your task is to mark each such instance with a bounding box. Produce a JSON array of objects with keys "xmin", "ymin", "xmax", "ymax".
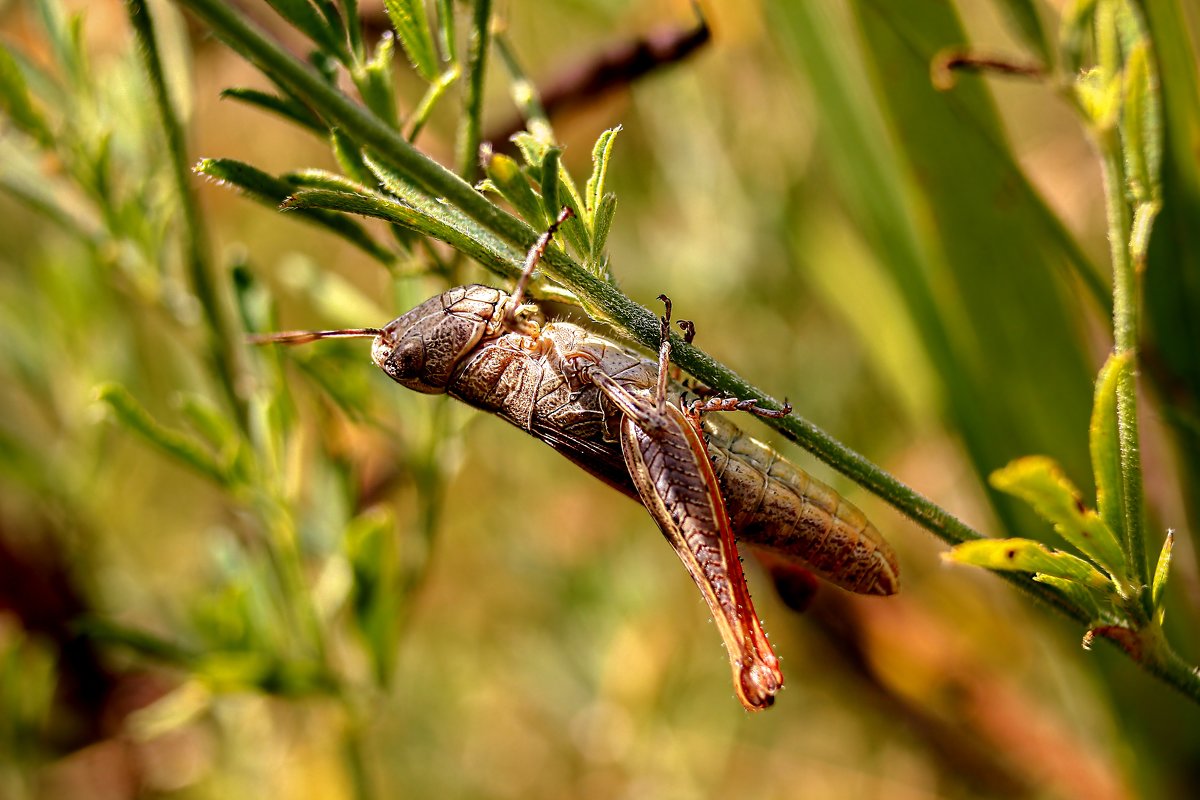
[{"xmin": 253, "ymin": 209, "xmax": 899, "ymax": 710}]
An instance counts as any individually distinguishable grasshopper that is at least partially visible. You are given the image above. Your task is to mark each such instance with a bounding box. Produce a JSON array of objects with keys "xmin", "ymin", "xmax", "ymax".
[{"xmin": 254, "ymin": 209, "xmax": 898, "ymax": 710}]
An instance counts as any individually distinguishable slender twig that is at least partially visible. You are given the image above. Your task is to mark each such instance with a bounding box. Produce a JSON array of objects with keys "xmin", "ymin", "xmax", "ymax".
[
  {"xmin": 126, "ymin": 0, "xmax": 247, "ymax": 427},
  {"xmin": 931, "ymin": 48, "xmax": 1045, "ymax": 91},
  {"xmin": 486, "ymin": 12, "xmax": 711, "ymax": 147}
]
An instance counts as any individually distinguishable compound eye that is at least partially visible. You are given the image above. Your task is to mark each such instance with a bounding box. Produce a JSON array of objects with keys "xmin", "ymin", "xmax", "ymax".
[{"xmin": 389, "ymin": 337, "xmax": 426, "ymax": 379}]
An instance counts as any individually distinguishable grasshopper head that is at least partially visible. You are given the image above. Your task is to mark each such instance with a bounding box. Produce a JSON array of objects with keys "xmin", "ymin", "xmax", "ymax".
[{"xmin": 372, "ymin": 284, "xmax": 513, "ymax": 393}]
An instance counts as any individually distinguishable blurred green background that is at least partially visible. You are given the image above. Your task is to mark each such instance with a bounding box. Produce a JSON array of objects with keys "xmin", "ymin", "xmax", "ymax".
[{"xmin": 1, "ymin": 0, "xmax": 1199, "ymax": 797}]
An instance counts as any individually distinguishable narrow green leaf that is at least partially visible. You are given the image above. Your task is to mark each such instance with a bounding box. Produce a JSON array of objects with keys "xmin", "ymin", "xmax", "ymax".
[
  {"xmin": 1060, "ymin": 0, "xmax": 1100, "ymax": 73},
  {"xmin": 196, "ymin": 156, "xmax": 295, "ymax": 198},
  {"xmin": 312, "ymin": 0, "xmax": 347, "ymax": 44},
  {"xmin": 512, "ymin": 131, "xmax": 550, "ymax": 170},
  {"xmin": 1120, "ymin": 26, "xmax": 1162, "ymax": 271},
  {"xmin": 194, "ymin": 158, "xmax": 392, "ymax": 263},
  {"xmin": 406, "ymin": 65, "xmax": 460, "ymax": 142},
  {"xmin": 330, "ymin": 127, "xmax": 374, "ymax": 185},
  {"xmin": 64, "ymin": 10, "xmax": 88, "ymax": 83},
  {"xmin": 991, "ymin": 456, "xmax": 1126, "ymax": 577},
  {"xmin": 435, "ymin": 0, "xmax": 456, "ymax": 63},
  {"xmin": 264, "ymin": 0, "xmax": 348, "ymax": 61},
  {"xmin": 585, "ymin": 126, "xmax": 621, "ymax": 224},
  {"xmin": 1090, "ymin": 353, "xmax": 1129, "ymax": 548},
  {"xmin": 483, "ymin": 151, "xmax": 545, "ymax": 226},
  {"xmin": 176, "ymin": 392, "xmax": 254, "ymax": 483},
  {"xmin": 343, "ymin": 0, "xmax": 365, "ymax": 57},
  {"xmin": 1034, "ymin": 575, "xmax": 1105, "ymax": 623},
  {"xmin": 555, "ymin": 166, "xmax": 590, "ymax": 253},
  {"xmin": 539, "ymin": 146, "xmax": 562, "ymax": 224},
  {"xmin": 1151, "ymin": 531, "xmax": 1173, "ymax": 622},
  {"xmin": 995, "ymin": 0, "xmax": 1051, "ymax": 65},
  {"xmin": 1094, "ymin": 0, "xmax": 1120, "ymax": 83},
  {"xmin": 246, "ymin": 385, "xmax": 284, "ymax": 483},
  {"xmin": 284, "ymin": 186, "xmax": 523, "ymax": 279},
  {"xmin": 361, "ymin": 149, "xmax": 520, "ymax": 264},
  {"xmin": 456, "ymin": 0, "xmax": 493, "ymax": 178},
  {"xmin": 1111, "ymin": 0, "xmax": 1145, "ymax": 56},
  {"xmin": 177, "ymin": 392, "xmax": 237, "ymax": 453},
  {"xmin": 538, "ymin": 146, "xmax": 590, "ymax": 257},
  {"xmin": 946, "ymin": 538, "xmax": 1112, "ymax": 589},
  {"xmin": 353, "ymin": 32, "xmax": 398, "ymax": 126},
  {"xmin": 310, "ymin": 48, "xmax": 341, "ymax": 84},
  {"xmin": 231, "ymin": 260, "xmax": 280, "ymax": 356},
  {"xmin": 1121, "ymin": 42, "xmax": 1162, "ymax": 208},
  {"xmin": 383, "ymin": 0, "xmax": 440, "ymax": 81},
  {"xmin": 31, "ymin": 0, "xmax": 88, "ymax": 87},
  {"xmin": 96, "ymin": 383, "xmax": 231, "ymax": 487},
  {"xmin": 220, "ymin": 86, "xmax": 325, "ymax": 133},
  {"xmin": 287, "ymin": 168, "xmax": 372, "ymax": 193},
  {"xmin": 589, "ymin": 192, "xmax": 618, "ymax": 279},
  {"xmin": 85, "ymin": 131, "xmax": 114, "ymax": 208},
  {"xmin": 80, "ymin": 619, "xmax": 199, "ymax": 667},
  {"xmin": 0, "ymin": 44, "xmax": 53, "ymax": 144}
]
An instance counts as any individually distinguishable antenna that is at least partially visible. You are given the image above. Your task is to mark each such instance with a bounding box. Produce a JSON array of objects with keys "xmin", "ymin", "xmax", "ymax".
[{"xmin": 247, "ymin": 328, "xmax": 383, "ymax": 346}]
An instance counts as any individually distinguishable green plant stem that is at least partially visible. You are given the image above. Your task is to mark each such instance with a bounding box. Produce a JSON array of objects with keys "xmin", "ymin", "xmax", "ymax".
[
  {"xmin": 456, "ymin": 0, "xmax": 492, "ymax": 180},
  {"xmin": 1153, "ymin": 637, "xmax": 1200, "ymax": 702},
  {"xmin": 126, "ymin": 0, "xmax": 246, "ymax": 428},
  {"xmin": 1099, "ymin": 136, "xmax": 1151, "ymax": 604}
]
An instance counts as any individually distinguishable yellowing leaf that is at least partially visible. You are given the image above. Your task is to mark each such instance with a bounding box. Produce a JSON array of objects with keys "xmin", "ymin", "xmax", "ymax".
[
  {"xmin": 946, "ymin": 538, "xmax": 1111, "ymax": 589},
  {"xmin": 1152, "ymin": 532, "xmax": 1174, "ymax": 624},
  {"xmin": 990, "ymin": 456, "xmax": 1125, "ymax": 577},
  {"xmin": 1090, "ymin": 353, "xmax": 1128, "ymax": 545}
]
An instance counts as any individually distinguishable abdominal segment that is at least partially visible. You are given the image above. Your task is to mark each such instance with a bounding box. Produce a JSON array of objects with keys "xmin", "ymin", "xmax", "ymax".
[{"xmin": 702, "ymin": 414, "xmax": 900, "ymax": 596}]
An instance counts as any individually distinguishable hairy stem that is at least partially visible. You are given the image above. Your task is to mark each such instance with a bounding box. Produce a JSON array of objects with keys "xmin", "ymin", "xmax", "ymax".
[
  {"xmin": 1153, "ymin": 638, "xmax": 1200, "ymax": 702},
  {"xmin": 1099, "ymin": 138, "xmax": 1151, "ymax": 605}
]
